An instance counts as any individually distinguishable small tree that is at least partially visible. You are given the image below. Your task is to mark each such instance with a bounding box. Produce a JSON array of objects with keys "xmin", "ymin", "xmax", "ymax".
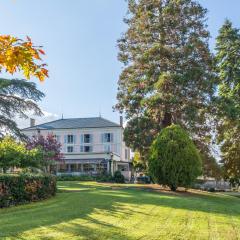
[
  {"xmin": 0, "ymin": 136, "xmax": 40, "ymax": 173},
  {"xmin": 133, "ymin": 152, "xmax": 146, "ymax": 172},
  {"xmin": 26, "ymin": 134, "xmax": 64, "ymax": 173},
  {"xmin": 149, "ymin": 125, "xmax": 202, "ymax": 191}
]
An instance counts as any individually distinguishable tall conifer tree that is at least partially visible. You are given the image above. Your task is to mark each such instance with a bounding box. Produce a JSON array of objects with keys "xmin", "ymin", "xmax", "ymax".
[
  {"xmin": 116, "ymin": 0, "xmax": 216, "ymax": 169},
  {"xmin": 215, "ymin": 20, "xmax": 240, "ymax": 184}
]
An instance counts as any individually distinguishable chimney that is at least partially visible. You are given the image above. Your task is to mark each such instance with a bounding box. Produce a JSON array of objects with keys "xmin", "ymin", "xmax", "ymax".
[
  {"xmin": 30, "ymin": 118, "xmax": 35, "ymax": 127},
  {"xmin": 120, "ymin": 116, "xmax": 123, "ymax": 127}
]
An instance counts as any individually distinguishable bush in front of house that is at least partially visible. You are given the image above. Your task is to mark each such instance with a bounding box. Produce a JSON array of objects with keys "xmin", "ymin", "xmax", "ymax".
[
  {"xmin": 0, "ymin": 173, "xmax": 56, "ymax": 208},
  {"xmin": 149, "ymin": 124, "xmax": 202, "ymax": 191},
  {"xmin": 96, "ymin": 173, "xmax": 114, "ymax": 183},
  {"xmin": 57, "ymin": 175, "xmax": 95, "ymax": 181},
  {"xmin": 113, "ymin": 171, "xmax": 125, "ymax": 183}
]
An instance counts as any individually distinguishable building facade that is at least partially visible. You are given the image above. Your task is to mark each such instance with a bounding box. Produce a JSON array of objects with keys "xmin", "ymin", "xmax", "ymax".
[{"xmin": 22, "ymin": 117, "xmax": 132, "ymax": 180}]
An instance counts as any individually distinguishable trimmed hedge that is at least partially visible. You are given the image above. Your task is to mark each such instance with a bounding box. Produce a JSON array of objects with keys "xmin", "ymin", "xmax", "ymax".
[{"xmin": 0, "ymin": 174, "xmax": 56, "ymax": 208}]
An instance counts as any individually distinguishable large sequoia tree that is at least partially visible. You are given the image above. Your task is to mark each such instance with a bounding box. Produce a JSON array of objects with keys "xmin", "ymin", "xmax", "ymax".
[{"xmin": 116, "ymin": 0, "xmax": 217, "ymax": 173}]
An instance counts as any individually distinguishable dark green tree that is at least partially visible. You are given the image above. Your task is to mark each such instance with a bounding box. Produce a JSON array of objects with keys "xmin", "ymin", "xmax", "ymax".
[
  {"xmin": 215, "ymin": 20, "xmax": 240, "ymax": 184},
  {"xmin": 149, "ymin": 124, "xmax": 202, "ymax": 191},
  {"xmin": 116, "ymin": 0, "xmax": 217, "ymax": 173},
  {"xmin": 123, "ymin": 115, "xmax": 159, "ymax": 165},
  {"xmin": 0, "ymin": 78, "xmax": 44, "ymax": 137}
]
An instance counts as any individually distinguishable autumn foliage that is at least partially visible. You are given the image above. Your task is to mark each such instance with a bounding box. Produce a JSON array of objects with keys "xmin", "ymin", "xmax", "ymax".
[{"xmin": 0, "ymin": 35, "xmax": 48, "ymax": 81}]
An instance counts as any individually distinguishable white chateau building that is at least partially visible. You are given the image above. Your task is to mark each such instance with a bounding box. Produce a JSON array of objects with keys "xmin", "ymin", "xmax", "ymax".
[{"xmin": 22, "ymin": 117, "xmax": 132, "ymax": 180}]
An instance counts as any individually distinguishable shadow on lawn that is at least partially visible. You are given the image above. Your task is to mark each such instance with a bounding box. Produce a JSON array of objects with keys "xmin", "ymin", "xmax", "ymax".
[{"xmin": 0, "ymin": 181, "xmax": 239, "ymax": 239}]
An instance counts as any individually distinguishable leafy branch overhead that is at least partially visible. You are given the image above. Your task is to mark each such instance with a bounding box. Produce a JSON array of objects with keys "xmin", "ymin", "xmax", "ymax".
[
  {"xmin": 0, "ymin": 34, "xmax": 47, "ymax": 137},
  {"xmin": 0, "ymin": 35, "xmax": 48, "ymax": 81}
]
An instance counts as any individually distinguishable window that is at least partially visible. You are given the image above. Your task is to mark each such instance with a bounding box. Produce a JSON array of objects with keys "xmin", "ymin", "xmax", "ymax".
[
  {"xmin": 80, "ymin": 134, "xmax": 92, "ymax": 144},
  {"xmin": 84, "ymin": 134, "xmax": 91, "ymax": 143},
  {"xmin": 96, "ymin": 163, "xmax": 108, "ymax": 173},
  {"xmin": 80, "ymin": 145, "xmax": 93, "ymax": 153},
  {"xmin": 102, "ymin": 133, "xmax": 113, "ymax": 143},
  {"xmin": 70, "ymin": 164, "xmax": 77, "ymax": 172},
  {"xmin": 77, "ymin": 164, "xmax": 82, "ymax": 172},
  {"xmin": 67, "ymin": 135, "xmax": 74, "ymax": 144},
  {"xmin": 83, "ymin": 163, "xmax": 95, "ymax": 172},
  {"xmin": 67, "ymin": 146, "xmax": 74, "ymax": 153},
  {"xmin": 104, "ymin": 144, "xmax": 111, "ymax": 152}
]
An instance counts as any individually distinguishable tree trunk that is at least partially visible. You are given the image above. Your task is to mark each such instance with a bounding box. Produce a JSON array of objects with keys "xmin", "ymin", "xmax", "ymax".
[{"xmin": 162, "ymin": 111, "xmax": 172, "ymax": 128}]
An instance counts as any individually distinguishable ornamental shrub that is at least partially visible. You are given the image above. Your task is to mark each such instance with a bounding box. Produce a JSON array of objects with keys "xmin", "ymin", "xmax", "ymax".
[
  {"xmin": 149, "ymin": 124, "xmax": 202, "ymax": 191},
  {"xmin": 113, "ymin": 171, "xmax": 125, "ymax": 183},
  {"xmin": 0, "ymin": 174, "xmax": 56, "ymax": 208}
]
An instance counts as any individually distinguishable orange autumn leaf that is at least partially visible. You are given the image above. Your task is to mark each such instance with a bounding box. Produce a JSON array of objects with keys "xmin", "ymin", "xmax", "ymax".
[
  {"xmin": 0, "ymin": 35, "xmax": 48, "ymax": 81},
  {"xmin": 38, "ymin": 49, "xmax": 45, "ymax": 55}
]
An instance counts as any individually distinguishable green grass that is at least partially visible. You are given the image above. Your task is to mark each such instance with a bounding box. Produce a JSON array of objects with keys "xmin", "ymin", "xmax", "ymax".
[{"xmin": 0, "ymin": 181, "xmax": 240, "ymax": 240}]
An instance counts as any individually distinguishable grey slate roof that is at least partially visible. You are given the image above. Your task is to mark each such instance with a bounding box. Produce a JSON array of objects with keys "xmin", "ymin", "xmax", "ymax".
[{"xmin": 22, "ymin": 117, "xmax": 121, "ymax": 131}]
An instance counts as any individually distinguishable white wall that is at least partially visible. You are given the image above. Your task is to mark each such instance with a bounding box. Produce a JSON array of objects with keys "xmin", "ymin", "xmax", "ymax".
[{"xmin": 22, "ymin": 127, "xmax": 131, "ymax": 162}]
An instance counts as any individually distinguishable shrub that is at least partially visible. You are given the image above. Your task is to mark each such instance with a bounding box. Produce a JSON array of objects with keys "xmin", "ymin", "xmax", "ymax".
[
  {"xmin": 113, "ymin": 171, "xmax": 125, "ymax": 183},
  {"xmin": 0, "ymin": 174, "xmax": 56, "ymax": 208},
  {"xmin": 96, "ymin": 174, "xmax": 114, "ymax": 183},
  {"xmin": 57, "ymin": 175, "xmax": 95, "ymax": 181},
  {"xmin": 149, "ymin": 124, "xmax": 202, "ymax": 191},
  {"xmin": 208, "ymin": 187, "xmax": 216, "ymax": 192}
]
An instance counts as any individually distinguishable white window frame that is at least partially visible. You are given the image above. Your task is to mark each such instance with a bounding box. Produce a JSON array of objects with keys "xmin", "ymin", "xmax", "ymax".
[{"xmin": 67, "ymin": 146, "xmax": 74, "ymax": 153}]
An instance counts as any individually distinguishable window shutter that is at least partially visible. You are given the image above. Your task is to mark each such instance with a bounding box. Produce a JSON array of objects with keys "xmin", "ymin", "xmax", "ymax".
[
  {"xmin": 90, "ymin": 134, "xmax": 93, "ymax": 143},
  {"xmin": 56, "ymin": 135, "xmax": 61, "ymax": 143},
  {"xmin": 63, "ymin": 146, "xmax": 67, "ymax": 153},
  {"xmin": 80, "ymin": 134, "xmax": 84, "ymax": 144},
  {"xmin": 73, "ymin": 135, "xmax": 76, "ymax": 144},
  {"xmin": 64, "ymin": 135, "xmax": 67, "ymax": 143},
  {"xmin": 80, "ymin": 146, "xmax": 84, "ymax": 152},
  {"xmin": 101, "ymin": 133, "xmax": 104, "ymax": 143},
  {"xmin": 110, "ymin": 133, "xmax": 113, "ymax": 142}
]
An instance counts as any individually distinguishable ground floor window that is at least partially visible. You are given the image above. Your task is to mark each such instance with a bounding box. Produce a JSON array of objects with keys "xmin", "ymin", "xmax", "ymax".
[
  {"xmin": 83, "ymin": 163, "xmax": 95, "ymax": 172},
  {"xmin": 57, "ymin": 161, "xmax": 109, "ymax": 174},
  {"xmin": 96, "ymin": 163, "xmax": 108, "ymax": 173},
  {"xmin": 69, "ymin": 164, "xmax": 77, "ymax": 172},
  {"xmin": 59, "ymin": 164, "xmax": 67, "ymax": 172}
]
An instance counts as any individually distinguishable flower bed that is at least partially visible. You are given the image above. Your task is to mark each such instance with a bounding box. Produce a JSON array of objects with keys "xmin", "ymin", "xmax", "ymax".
[{"xmin": 0, "ymin": 174, "xmax": 56, "ymax": 208}]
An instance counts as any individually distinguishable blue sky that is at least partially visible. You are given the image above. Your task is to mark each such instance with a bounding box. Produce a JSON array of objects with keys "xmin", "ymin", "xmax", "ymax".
[{"xmin": 0, "ymin": 0, "xmax": 240, "ymax": 127}]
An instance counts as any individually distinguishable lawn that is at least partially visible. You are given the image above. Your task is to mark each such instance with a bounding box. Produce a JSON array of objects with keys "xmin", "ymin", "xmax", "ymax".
[{"xmin": 0, "ymin": 181, "xmax": 240, "ymax": 240}]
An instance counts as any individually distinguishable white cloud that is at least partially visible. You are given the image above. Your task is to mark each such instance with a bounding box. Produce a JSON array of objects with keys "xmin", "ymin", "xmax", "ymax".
[{"xmin": 16, "ymin": 111, "xmax": 59, "ymax": 129}]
